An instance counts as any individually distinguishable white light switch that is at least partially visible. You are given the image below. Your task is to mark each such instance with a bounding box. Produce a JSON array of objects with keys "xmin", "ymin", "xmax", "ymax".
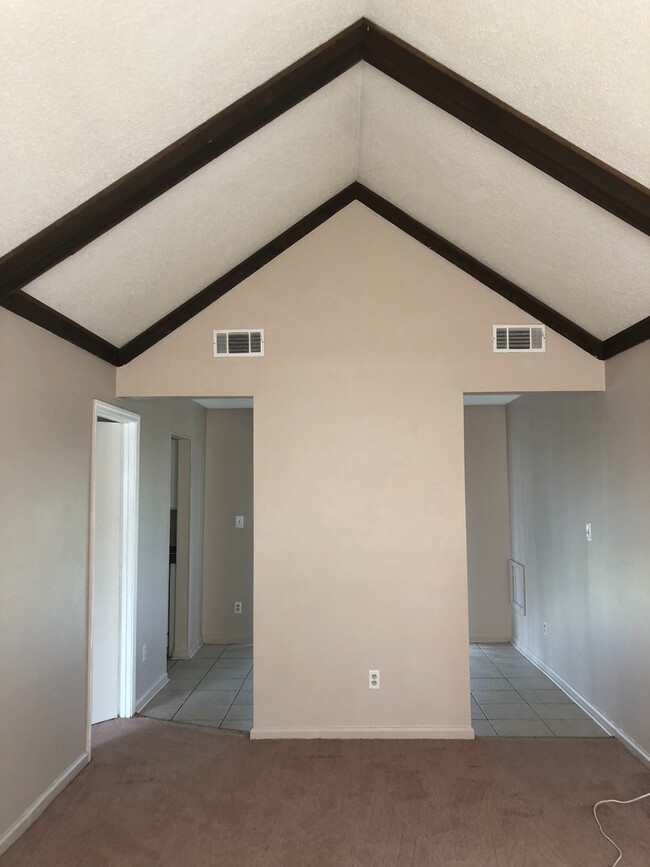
[
  {"xmin": 585, "ymin": 522, "xmax": 592, "ymax": 542},
  {"xmin": 235, "ymin": 515, "xmax": 244, "ymax": 529}
]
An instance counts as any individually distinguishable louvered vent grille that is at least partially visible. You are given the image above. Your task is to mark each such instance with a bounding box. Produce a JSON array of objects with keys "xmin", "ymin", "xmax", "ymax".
[
  {"xmin": 213, "ymin": 329, "xmax": 264, "ymax": 357},
  {"xmin": 493, "ymin": 325, "xmax": 546, "ymax": 353}
]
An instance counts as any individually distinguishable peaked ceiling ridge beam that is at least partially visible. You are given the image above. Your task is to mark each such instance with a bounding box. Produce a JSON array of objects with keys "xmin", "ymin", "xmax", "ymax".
[
  {"xmin": 118, "ymin": 182, "xmax": 605, "ymax": 366},
  {"xmin": 10, "ymin": 182, "xmax": 650, "ymax": 364},
  {"xmin": 354, "ymin": 185, "xmax": 605, "ymax": 359},
  {"xmin": 0, "ymin": 20, "xmax": 366, "ymax": 302},
  {"xmin": 117, "ymin": 184, "xmax": 360, "ymax": 364},
  {"xmin": 362, "ymin": 23, "xmax": 650, "ymax": 236},
  {"xmin": 0, "ymin": 17, "xmax": 648, "ymax": 305}
]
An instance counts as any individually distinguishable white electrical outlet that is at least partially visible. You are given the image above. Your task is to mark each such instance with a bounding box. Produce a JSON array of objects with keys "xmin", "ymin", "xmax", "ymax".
[
  {"xmin": 543, "ymin": 622, "xmax": 548, "ymax": 636},
  {"xmin": 234, "ymin": 601, "xmax": 242, "ymax": 614},
  {"xmin": 585, "ymin": 522, "xmax": 592, "ymax": 542},
  {"xmin": 142, "ymin": 644, "xmax": 147, "ymax": 662},
  {"xmin": 369, "ymin": 669, "xmax": 380, "ymax": 689}
]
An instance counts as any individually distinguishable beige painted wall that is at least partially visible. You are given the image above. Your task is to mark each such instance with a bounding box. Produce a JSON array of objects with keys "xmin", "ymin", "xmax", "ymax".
[
  {"xmin": 117, "ymin": 203, "xmax": 604, "ymax": 738},
  {"xmin": 507, "ymin": 341, "xmax": 650, "ymax": 760},
  {"xmin": 0, "ymin": 310, "xmax": 115, "ymax": 848},
  {"xmin": 202, "ymin": 409, "xmax": 254, "ymax": 644},
  {"xmin": 0, "ymin": 309, "xmax": 206, "ymax": 850},
  {"xmin": 464, "ymin": 406, "xmax": 511, "ymax": 643}
]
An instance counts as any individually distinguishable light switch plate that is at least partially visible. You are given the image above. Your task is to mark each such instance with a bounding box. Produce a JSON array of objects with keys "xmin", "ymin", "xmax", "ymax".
[{"xmin": 235, "ymin": 515, "xmax": 244, "ymax": 529}]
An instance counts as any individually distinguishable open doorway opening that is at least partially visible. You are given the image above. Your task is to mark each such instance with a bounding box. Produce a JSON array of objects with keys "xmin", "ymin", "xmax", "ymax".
[
  {"xmin": 167, "ymin": 435, "xmax": 192, "ymax": 660},
  {"xmin": 464, "ymin": 393, "xmax": 609, "ymax": 738},
  {"xmin": 464, "ymin": 397, "xmax": 513, "ymax": 647},
  {"xmin": 88, "ymin": 401, "xmax": 139, "ymax": 739},
  {"xmin": 140, "ymin": 398, "xmax": 254, "ymax": 733}
]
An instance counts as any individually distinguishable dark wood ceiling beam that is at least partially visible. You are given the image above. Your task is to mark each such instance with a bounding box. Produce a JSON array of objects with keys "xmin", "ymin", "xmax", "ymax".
[
  {"xmin": 1, "ymin": 18, "xmax": 648, "ymax": 306},
  {"xmin": 11, "ymin": 183, "xmax": 650, "ymax": 364},
  {"xmin": 1, "ymin": 291, "xmax": 119, "ymax": 365},
  {"xmin": 119, "ymin": 183, "xmax": 604, "ymax": 365},
  {"xmin": 354, "ymin": 185, "xmax": 604, "ymax": 359},
  {"xmin": 602, "ymin": 315, "xmax": 650, "ymax": 359},
  {"xmin": 362, "ymin": 22, "xmax": 649, "ymax": 236},
  {"xmin": 0, "ymin": 20, "xmax": 366, "ymax": 302},
  {"xmin": 118, "ymin": 183, "xmax": 361, "ymax": 364},
  {"xmin": 0, "ymin": 19, "xmax": 647, "ymax": 359}
]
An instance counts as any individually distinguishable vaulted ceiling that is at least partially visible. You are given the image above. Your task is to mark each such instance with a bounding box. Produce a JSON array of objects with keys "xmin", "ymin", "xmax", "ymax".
[{"xmin": 2, "ymin": 1, "xmax": 648, "ymax": 365}]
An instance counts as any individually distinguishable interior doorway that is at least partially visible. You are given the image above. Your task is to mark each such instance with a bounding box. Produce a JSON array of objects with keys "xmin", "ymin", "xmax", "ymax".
[
  {"xmin": 88, "ymin": 401, "xmax": 140, "ymax": 736},
  {"xmin": 139, "ymin": 400, "xmax": 254, "ymax": 733},
  {"xmin": 463, "ymin": 394, "xmax": 608, "ymax": 738},
  {"xmin": 168, "ymin": 435, "xmax": 191, "ymax": 659},
  {"xmin": 463, "ymin": 398, "xmax": 513, "ymax": 644}
]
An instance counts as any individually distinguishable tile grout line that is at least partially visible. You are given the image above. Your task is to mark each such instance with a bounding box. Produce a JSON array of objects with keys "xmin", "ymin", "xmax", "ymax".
[
  {"xmin": 168, "ymin": 644, "xmax": 252, "ymax": 729},
  {"xmin": 490, "ymin": 652, "xmax": 556, "ymax": 734},
  {"xmin": 471, "ymin": 644, "xmax": 554, "ymax": 736},
  {"xmin": 170, "ymin": 645, "xmax": 228, "ymax": 721},
  {"xmin": 472, "ymin": 644, "xmax": 595, "ymax": 736},
  {"xmin": 219, "ymin": 662, "xmax": 253, "ymax": 730},
  {"xmin": 470, "ymin": 646, "xmax": 498, "ymax": 735}
]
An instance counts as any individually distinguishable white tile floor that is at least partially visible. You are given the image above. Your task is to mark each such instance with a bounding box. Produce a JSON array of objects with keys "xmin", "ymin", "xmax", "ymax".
[
  {"xmin": 139, "ymin": 643, "xmax": 253, "ymax": 732},
  {"xmin": 471, "ymin": 643, "xmax": 609, "ymax": 737},
  {"xmin": 141, "ymin": 641, "xmax": 607, "ymax": 738}
]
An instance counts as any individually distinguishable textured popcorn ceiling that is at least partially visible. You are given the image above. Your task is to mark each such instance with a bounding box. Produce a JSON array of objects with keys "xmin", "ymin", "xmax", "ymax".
[
  {"xmin": 26, "ymin": 70, "xmax": 362, "ymax": 345},
  {"xmin": 358, "ymin": 67, "xmax": 650, "ymax": 340},
  {"xmin": 2, "ymin": 0, "xmax": 648, "ymax": 255},
  {"xmin": 7, "ymin": 3, "xmax": 650, "ymax": 347},
  {"xmin": 0, "ymin": 0, "xmax": 363, "ymax": 251},
  {"xmin": 370, "ymin": 0, "xmax": 650, "ymax": 186}
]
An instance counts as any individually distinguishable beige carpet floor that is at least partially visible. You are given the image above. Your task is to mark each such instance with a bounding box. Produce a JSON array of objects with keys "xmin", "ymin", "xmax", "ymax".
[{"xmin": 3, "ymin": 718, "xmax": 650, "ymax": 866}]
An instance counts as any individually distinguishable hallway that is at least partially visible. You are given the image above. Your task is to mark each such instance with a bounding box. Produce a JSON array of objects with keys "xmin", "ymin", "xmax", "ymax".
[
  {"xmin": 140, "ymin": 644, "xmax": 253, "ymax": 732},
  {"xmin": 471, "ymin": 643, "xmax": 608, "ymax": 737}
]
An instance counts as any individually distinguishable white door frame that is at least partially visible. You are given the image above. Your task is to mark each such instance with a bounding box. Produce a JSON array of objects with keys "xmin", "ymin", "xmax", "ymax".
[{"xmin": 87, "ymin": 401, "xmax": 140, "ymax": 748}]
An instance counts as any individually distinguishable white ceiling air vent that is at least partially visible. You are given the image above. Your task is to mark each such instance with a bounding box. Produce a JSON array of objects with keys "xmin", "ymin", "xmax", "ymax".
[
  {"xmin": 213, "ymin": 329, "xmax": 264, "ymax": 357},
  {"xmin": 493, "ymin": 325, "xmax": 546, "ymax": 353}
]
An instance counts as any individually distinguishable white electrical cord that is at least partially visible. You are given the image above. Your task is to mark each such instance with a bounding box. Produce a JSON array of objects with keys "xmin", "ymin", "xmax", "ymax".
[{"xmin": 593, "ymin": 791, "xmax": 650, "ymax": 866}]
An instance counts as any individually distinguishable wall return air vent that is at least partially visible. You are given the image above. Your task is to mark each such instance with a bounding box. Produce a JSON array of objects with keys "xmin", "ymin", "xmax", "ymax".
[
  {"xmin": 213, "ymin": 329, "xmax": 264, "ymax": 357},
  {"xmin": 493, "ymin": 325, "xmax": 546, "ymax": 353}
]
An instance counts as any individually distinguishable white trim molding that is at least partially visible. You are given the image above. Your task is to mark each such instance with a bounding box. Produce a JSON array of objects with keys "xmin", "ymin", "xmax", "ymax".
[
  {"xmin": 87, "ymin": 400, "xmax": 140, "ymax": 750},
  {"xmin": 187, "ymin": 639, "xmax": 203, "ymax": 659},
  {"xmin": 512, "ymin": 640, "xmax": 650, "ymax": 767},
  {"xmin": 471, "ymin": 635, "xmax": 514, "ymax": 644},
  {"xmin": 202, "ymin": 635, "xmax": 253, "ymax": 646},
  {"xmin": 250, "ymin": 725, "xmax": 474, "ymax": 740},
  {"xmin": 136, "ymin": 673, "xmax": 169, "ymax": 713},
  {"xmin": 0, "ymin": 753, "xmax": 89, "ymax": 856}
]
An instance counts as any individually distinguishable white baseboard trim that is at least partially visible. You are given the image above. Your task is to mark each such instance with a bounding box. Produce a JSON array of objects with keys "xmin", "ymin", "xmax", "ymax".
[
  {"xmin": 0, "ymin": 752, "xmax": 89, "ymax": 856},
  {"xmin": 250, "ymin": 725, "xmax": 474, "ymax": 740},
  {"xmin": 471, "ymin": 635, "xmax": 513, "ymax": 644},
  {"xmin": 135, "ymin": 673, "xmax": 169, "ymax": 713},
  {"xmin": 512, "ymin": 639, "xmax": 650, "ymax": 768},
  {"xmin": 188, "ymin": 639, "xmax": 202, "ymax": 659},
  {"xmin": 202, "ymin": 635, "xmax": 253, "ymax": 646}
]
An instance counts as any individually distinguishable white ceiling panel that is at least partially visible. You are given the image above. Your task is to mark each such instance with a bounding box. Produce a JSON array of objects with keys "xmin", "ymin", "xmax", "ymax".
[
  {"xmin": 25, "ymin": 69, "xmax": 361, "ymax": 345},
  {"xmin": 358, "ymin": 66, "xmax": 650, "ymax": 340},
  {"xmin": 0, "ymin": 0, "xmax": 363, "ymax": 253},
  {"xmin": 369, "ymin": 0, "xmax": 650, "ymax": 185}
]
